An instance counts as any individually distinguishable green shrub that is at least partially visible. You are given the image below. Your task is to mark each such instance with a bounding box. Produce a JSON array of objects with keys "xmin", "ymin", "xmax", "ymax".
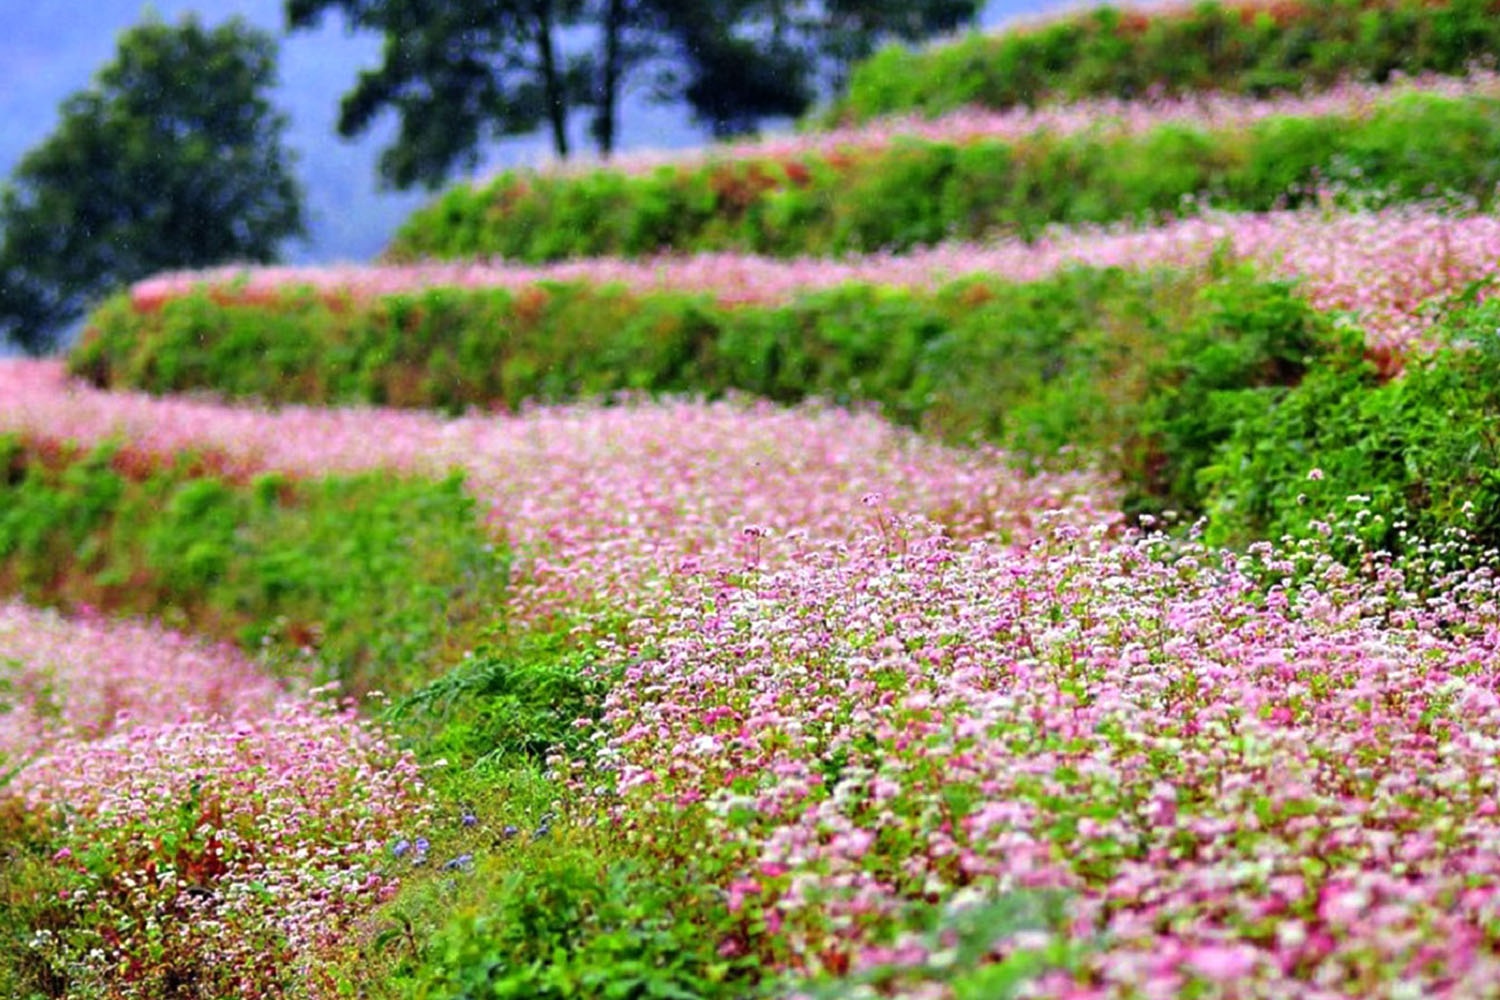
[
  {"xmin": 826, "ymin": 0, "xmax": 1500, "ymax": 124},
  {"xmin": 792, "ymin": 891, "xmax": 1085, "ymax": 1000},
  {"xmin": 406, "ymin": 847, "xmax": 765, "ymax": 1000},
  {"xmin": 0, "ymin": 798, "xmax": 69, "ymax": 1000},
  {"xmin": 1121, "ymin": 273, "xmax": 1354, "ymax": 519},
  {"xmin": 392, "ymin": 622, "xmax": 620, "ymax": 770},
  {"xmin": 0, "ymin": 436, "xmax": 509, "ymax": 697},
  {"xmin": 384, "ymin": 92, "xmax": 1500, "ymax": 261},
  {"xmin": 1201, "ymin": 293, "xmax": 1500, "ymax": 554}
]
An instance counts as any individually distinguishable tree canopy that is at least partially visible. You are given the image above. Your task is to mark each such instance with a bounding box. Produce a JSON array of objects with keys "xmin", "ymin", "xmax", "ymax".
[
  {"xmin": 287, "ymin": 0, "xmax": 979, "ymax": 189},
  {"xmin": 0, "ymin": 15, "xmax": 304, "ymax": 355}
]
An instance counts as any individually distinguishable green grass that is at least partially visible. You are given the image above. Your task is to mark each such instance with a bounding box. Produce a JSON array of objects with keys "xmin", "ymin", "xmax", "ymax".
[{"xmin": 0, "ymin": 435, "xmax": 509, "ymax": 698}]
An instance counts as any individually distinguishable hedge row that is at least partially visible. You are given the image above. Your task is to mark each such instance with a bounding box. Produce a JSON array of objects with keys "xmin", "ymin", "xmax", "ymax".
[
  {"xmin": 388, "ymin": 91, "xmax": 1500, "ymax": 262},
  {"xmin": 0, "ymin": 436, "xmax": 509, "ymax": 697},
  {"xmin": 73, "ymin": 261, "xmax": 1349, "ymax": 518},
  {"xmin": 829, "ymin": 0, "xmax": 1500, "ymax": 124}
]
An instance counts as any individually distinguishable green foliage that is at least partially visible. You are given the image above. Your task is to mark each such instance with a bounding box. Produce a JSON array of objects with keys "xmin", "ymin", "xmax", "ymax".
[
  {"xmin": 386, "ymin": 91, "xmax": 1500, "ymax": 261},
  {"xmin": 392, "ymin": 623, "xmax": 620, "ymax": 769},
  {"xmin": 1201, "ymin": 293, "xmax": 1500, "ymax": 554},
  {"xmin": 0, "ymin": 437, "xmax": 508, "ymax": 697},
  {"xmin": 826, "ymin": 0, "xmax": 1500, "ymax": 124},
  {"xmin": 814, "ymin": 0, "xmax": 983, "ymax": 90},
  {"xmin": 406, "ymin": 846, "xmax": 765, "ymax": 1000},
  {"xmin": 75, "ymin": 262, "xmax": 1350, "ymax": 521},
  {"xmin": 287, "ymin": 0, "xmax": 590, "ymax": 182},
  {"xmin": 649, "ymin": 1, "xmax": 816, "ymax": 142},
  {"xmin": 0, "ymin": 798, "xmax": 68, "ymax": 1000},
  {"xmin": 1121, "ymin": 274, "xmax": 1353, "ymax": 519},
  {"xmin": 0, "ymin": 14, "xmax": 303, "ymax": 354}
]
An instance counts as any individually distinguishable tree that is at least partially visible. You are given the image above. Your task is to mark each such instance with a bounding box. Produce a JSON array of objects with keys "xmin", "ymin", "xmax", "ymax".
[
  {"xmin": 642, "ymin": 0, "xmax": 813, "ymax": 140},
  {"xmin": 287, "ymin": 0, "xmax": 978, "ymax": 189},
  {"xmin": 287, "ymin": 0, "xmax": 590, "ymax": 188},
  {"xmin": 818, "ymin": 0, "xmax": 980, "ymax": 87},
  {"xmin": 653, "ymin": 0, "xmax": 979, "ymax": 132},
  {"xmin": 0, "ymin": 15, "xmax": 304, "ymax": 355}
]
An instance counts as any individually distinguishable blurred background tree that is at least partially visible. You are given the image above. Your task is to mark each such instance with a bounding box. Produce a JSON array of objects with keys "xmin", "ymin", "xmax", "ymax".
[
  {"xmin": 818, "ymin": 0, "xmax": 982, "ymax": 86},
  {"xmin": 286, "ymin": 0, "xmax": 980, "ymax": 187},
  {"xmin": 0, "ymin": 15, "xmax": 304, "ymax": 354},
  {"xmin": 285, "ymin": 0, "xmax": 593, "ymax": 188}
]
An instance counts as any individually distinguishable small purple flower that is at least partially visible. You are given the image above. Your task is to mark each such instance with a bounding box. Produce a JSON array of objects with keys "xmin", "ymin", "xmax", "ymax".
[
  {"xmin": 441, "ymin": 853, "xmax": 474, "ymax": 873},
  {"xmin": 461, "ymin": 810, "xmax": 478, "ymax": 827},
  {"xmin": 501, "ymin": 825, "xmax": 519, "ymax": 839},
  {"xmin": 391, "ymin": 838, "xmax": 411, "ymax": 858}
]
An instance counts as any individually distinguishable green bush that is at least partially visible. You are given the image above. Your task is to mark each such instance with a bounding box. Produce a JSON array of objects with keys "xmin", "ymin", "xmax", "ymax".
[
  {"xmin": 0, "ymin": 436, "xmax": 509, "ymax": 697},
  {"xmin": 0, "ymin": 798, "xmax": 69, "ymax": 1000},
  {"xmin": 392, "ymin": 622, "xmax": 620, "ymax": 770},
  {"xmin": 407, "ymin": 848, "xmax": 765, "ymax": 1000},
  {"xmin": 826, "ymin": 0, "xmax": 1500, "ymax": 124},
  {"xmin": 1120, "ymin": 273, "xmax": 1354, "ymax": 519},
  {"xmin": 383, "ymin": 91, "xmax": 1500, "ymax": 261},
  {"xmin": 1201, "ymin": 293, "xmax": 1500, "ymax": 554},
  {"xmin": 792, "ymin": 891, "xmax": 1085, "ymax": 1000}
]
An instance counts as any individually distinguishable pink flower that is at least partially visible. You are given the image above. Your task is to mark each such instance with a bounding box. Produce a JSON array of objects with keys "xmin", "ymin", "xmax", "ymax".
[{"xmin": 1184, "ymin": 944, "xmax": 1259, "ymax": 980}]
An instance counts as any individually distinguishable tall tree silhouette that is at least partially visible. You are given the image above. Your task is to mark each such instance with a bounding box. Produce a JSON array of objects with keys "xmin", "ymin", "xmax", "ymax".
[{"xmin": 287, "ymin": 0, "xmax": 979, "ymax": 187}]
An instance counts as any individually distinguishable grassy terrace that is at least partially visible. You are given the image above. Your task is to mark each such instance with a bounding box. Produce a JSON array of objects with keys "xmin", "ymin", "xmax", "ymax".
[
  {"xmin": 389, "ymin": 76, "xmax": 1500, "ymax": 261},
  {"xmin": 77, "ymin": 209, "xmax": 1500, "ymax": 415}
]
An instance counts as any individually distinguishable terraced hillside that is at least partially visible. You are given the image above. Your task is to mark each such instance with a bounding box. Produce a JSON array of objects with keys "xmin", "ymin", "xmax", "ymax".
[
  {"xmin": 386, "ymin": 73, "xmax": 1500, "ymax": 260},
  {"xmin": 8, "ymin": 2, "xmax": 1500, "ymax": 997}
]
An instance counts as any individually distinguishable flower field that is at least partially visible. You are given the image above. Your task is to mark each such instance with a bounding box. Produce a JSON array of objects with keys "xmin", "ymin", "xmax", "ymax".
[
  {"xmin": 0, "ymin": 602, "xmax": 282, "ymax": 765},
  {"xmin": 827, "ymin": 0, "xmax": 1500, "ymax": 124},
  {"xmin": 0, "ymin": 360, "xmax": 1107, "ymax": 621},
  {"xmin": 9, "ymin": 2, "xmax": 1500, "ymax": 996},
  {"xmin": 591, "ymin": 520, "xmax": 1500, "ymax": 996},
  {"xmin": 385, "ymin": 74, "xmax": 1500, "ymax": 262}
]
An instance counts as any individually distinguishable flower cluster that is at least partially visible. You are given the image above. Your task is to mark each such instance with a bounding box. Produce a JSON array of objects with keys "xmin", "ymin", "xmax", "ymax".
[
  {"xmin": 0, "ymin": 599, "xmax": 283, "ymax": 765},
  {"xmin": 10, "ymin": 697, "xmax": 432, "ymax": 998}
]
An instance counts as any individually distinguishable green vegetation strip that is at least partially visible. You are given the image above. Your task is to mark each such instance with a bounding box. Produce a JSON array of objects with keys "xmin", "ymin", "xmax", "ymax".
[
  {"xmin": 77, "ymin": 262, "xmax": 1347, "ymax": 520},
  {"xmin": 388, "ymin": 90, "xmax": 1500, "ymax": 261},
  {"xmin": 830, "ymin": 0, "xmax": 1500, "ymax": 124},
  {"xmin": 0, "ymin": 436, "xmax": 508, "ymax": 697}
]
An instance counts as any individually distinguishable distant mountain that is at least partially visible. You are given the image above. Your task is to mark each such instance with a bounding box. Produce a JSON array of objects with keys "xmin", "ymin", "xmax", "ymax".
[{"xmin": 0, "ymin": 0, "xmax": 1065, "ymax": 268}]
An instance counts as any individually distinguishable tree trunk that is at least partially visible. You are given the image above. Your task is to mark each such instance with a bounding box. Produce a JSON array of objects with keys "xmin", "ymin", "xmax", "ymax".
[
  {"xmin": 536, "ymin": 1, "xmax": 570, "ymax": 158},
  {"xmin": 596, "ymin": 0, "xmax": 624, "ymax": 156}
]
